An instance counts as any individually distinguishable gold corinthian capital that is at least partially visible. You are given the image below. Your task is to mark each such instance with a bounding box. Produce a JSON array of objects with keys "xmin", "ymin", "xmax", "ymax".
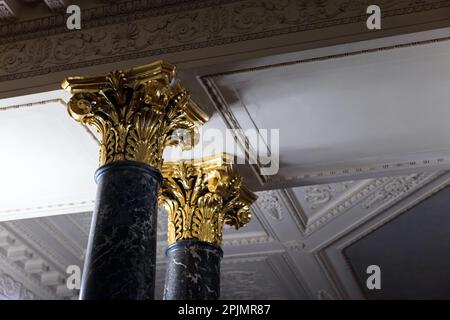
[
  {"xmin": 159, "ymin": 154, "xmax": 257, "ymax": 246},
  {"xmin": 61, "ymin": 60, "xmax": 208, "ymax": 168}
]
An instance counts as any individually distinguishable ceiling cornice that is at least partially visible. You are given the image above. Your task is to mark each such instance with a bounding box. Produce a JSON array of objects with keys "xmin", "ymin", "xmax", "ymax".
[{"xmin": 1, "ymin": 0, "xmax": 450, "ymax": 95}]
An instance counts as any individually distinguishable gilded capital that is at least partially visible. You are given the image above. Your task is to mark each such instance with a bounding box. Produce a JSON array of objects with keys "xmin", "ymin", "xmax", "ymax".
[
  {"xmin": 61, "ymin": 60, "xmax": 208, "ymax": 168},
  {"xmin": 159, "ymin": 154, "xmax": 257, "ymax": 246}
]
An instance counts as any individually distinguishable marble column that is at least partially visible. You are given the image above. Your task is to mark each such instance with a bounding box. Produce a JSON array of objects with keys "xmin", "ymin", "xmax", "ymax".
[
  {"xmin": 164, "ymin": 239, "xmax": 222, "ymax": 300},
  {"xmin": 81, "ymin": 161, "xmax": 162, "ymax": 299},
  {"xmin": 160, "ymin": 155, "xmax": 257, "ymax": 300},
  {"xmin": 62, "ymin": 60, "xmax": 208, "ymax": 300}
]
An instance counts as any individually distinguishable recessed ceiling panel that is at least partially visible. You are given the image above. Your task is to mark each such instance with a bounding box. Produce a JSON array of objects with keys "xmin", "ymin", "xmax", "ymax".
[
  {"xmin": 345, "ymin": 185, "xmax": 450, "ymax": 299},
  {"xmin": 203, "ymin": 34, "xmax": 450, "ymax": 188},
  {"xmin": 0, "ymin": 91, "xmax": 98, "ymax": 221}
]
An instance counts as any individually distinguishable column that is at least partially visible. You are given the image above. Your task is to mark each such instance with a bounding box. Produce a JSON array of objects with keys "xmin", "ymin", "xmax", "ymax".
[
  {"xmin": 160, "ymin": 155, "xmax": 257, "ymax": 300},
  {"xmin": 62, "ymin": 61, "xmax": 208, "ymax": 300}
]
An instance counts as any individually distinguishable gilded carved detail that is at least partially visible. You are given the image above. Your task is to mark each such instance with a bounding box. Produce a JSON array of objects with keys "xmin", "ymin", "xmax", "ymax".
[
  {"xmin": 62, "ymin": 60, "xmax": 208, "ymax": 168},
  {"xmin": 160, "ymin": 155, "xmax": 257, "ymax": 246}
]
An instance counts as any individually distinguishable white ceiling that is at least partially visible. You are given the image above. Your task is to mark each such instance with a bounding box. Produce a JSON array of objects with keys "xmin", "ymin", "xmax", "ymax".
[
  {"xmin": 224, "ymin": 39, "xmax": 450, "ymax": 166},
  {"xmin": 0, "ymin": 91, "xmax": 98, "ymax": 221},
  {"xmin": 195, "ymin": 27, "xmax": 450, "ymax": 190}
]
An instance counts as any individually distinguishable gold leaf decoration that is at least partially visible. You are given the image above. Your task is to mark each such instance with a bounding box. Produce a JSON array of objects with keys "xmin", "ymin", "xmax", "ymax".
[
  {"xmin": 62, "ymin": 60, "xmax": 208, "ymax": 168},
  {"xmin": 159, "ymin": 154, "xmax": 257, "ymax": 246}
]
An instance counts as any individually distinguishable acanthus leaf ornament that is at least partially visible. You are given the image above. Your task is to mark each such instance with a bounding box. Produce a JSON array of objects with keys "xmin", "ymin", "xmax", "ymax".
[
  {"xmin": 62, "ymin": 60, "xmax": 208, "ymax": 168},
  {"xmin": 159, "ymin": 154, "xmax": 257, "ymax": 246}
]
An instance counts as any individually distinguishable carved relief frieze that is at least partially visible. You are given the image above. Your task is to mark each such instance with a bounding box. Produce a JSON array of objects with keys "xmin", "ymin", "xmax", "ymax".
[
  {"xmin": 0, "ymin": 273, "xmax": 35, "ymax": 300},
  {"xmin": 0, "ymin": 0, "xmax": 448, "ymax": 81},
  {"xmin": 304, "ymin": 181, "xmax": 355, "ymax": 210},
  {"xmin": 256, "ymin": 190, "xmax": 283, "ymax": 221},
  {"xmin": 363, "ymin": 173, "xmax": 428, "ymax": 209},
  {"xmin": 220, "ymin": 270, "xmax": 282, "ymax": 300}
]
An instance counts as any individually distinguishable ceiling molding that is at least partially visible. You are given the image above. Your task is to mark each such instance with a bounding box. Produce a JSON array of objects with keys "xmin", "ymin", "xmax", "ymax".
[
  {"xmin": 252, "ymin": 172, "xmax": 438, "ymax": 243},
  {"xmin": 204, "ymin": 36, "xmax": 450, "ymax": 79},
  {"xmin": 243, "ymin": 172, "xmax": 444, "ymax": 299},
  {"xmin": 1, "ymin": 0, "xmax": 449, "ymax": 91},
  {"xmin": 3, "ymin": 0, "xmax": 448, "ymax": 42},
  {"xmin": 254, "ymin": 189, "xmax": 306, "ymax": 240},
  {"xmin": 0, "ymin": 98, "xmax": 65, "ymax": 111},
  {"xmin": 0, "ymin": 0, "xmax": 19, "ymax": 20},
  {"xmin": 0, "ymin": 254, "xmax": 57, "ymax": 300},
  {"xmin": 43, "ymin": 0, "xmax": 71, "ymax": 12},
  {"xmin": 0, "ymin": 0, "xmax": 201, "ymax": 41},
  {"xmin": 0, "ymin": 200, "xmax": 95, "ymax": 222},
  {"xmin": 314, "ymin": 249, "xmax": 353, "ymax": 299},
  {"xmin": 0, "ymin": 97, "xmax": 99, "ymax": 148},
  {"xmin": 200, "ymin": 35, "xmax": 450, "ymax": 189},
  {"xmin": 269, "ymin": 252, "xmax": 312, "ymax": 299},
  {"xmin": 0, "ymin": 170, "xmax": 446, "ymax": 299},
  {"xmin": 222, "ymin": 234, "xmax": 274, "ymax": 247},
  {"xmin": 0, "ymin": 273, "xmax": 35, "ymax": 300},
  {"xmin": 314, "ymin": 170, "xmax": 450, "ymax": 299},
  {"xmin": 4, "ymin": 221, "xmax": 70, "ymax": 274},
  {"xmin": 300, "ymin": 181, "xmax": 356, "ymax": 211},
  {"xmin": 304, "ymin": 173, "xmax": 436, "ymax": 236},
  {"xmin": 0, "ymin": 223, "xmax": 75, "ymax": 299}
]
